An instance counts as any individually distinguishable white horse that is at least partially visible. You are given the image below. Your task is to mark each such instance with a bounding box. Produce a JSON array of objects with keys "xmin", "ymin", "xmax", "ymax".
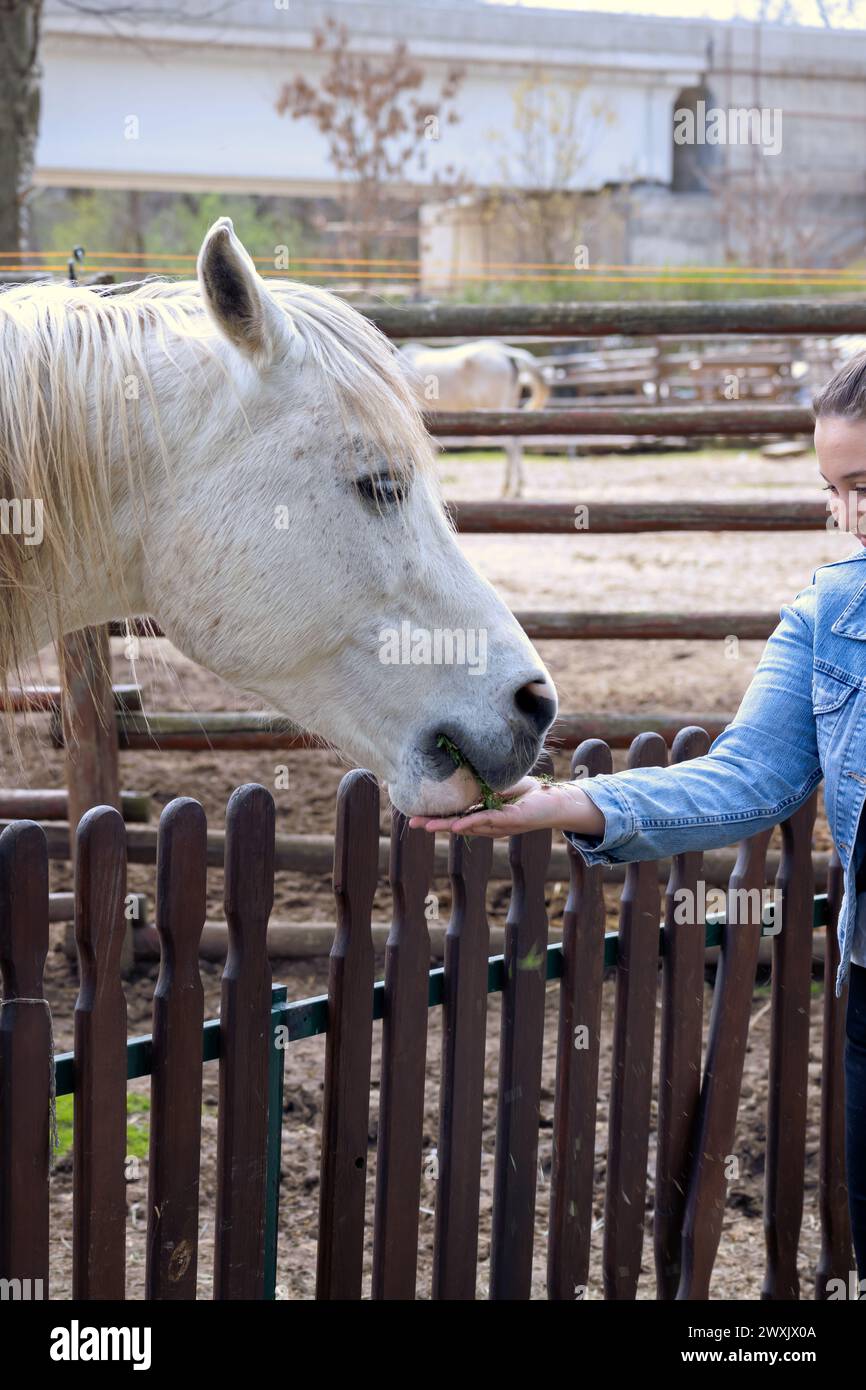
[
  {"xmin": 0, "ymin": 218, "xmax": 556, "ymax": 816},
  {"xmin": 399, "ymin": 340, "xmax": 550, "ymax": 499}
]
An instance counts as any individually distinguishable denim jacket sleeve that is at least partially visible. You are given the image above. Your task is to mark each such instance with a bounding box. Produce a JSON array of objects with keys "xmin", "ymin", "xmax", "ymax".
[{"xmin": 564, "ymin": 577, "xmax": 823, "ymax": 866}]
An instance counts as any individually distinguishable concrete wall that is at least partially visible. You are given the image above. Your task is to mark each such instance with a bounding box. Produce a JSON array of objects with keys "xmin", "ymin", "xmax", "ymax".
[{"xmin": 41, "ymin": 0, "xmax": 866, "ymax": 194}]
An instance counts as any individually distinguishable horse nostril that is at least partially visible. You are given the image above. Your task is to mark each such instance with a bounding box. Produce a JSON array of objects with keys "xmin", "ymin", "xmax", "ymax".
[{"xmin": 513, "ymin": 678, "xmax": 557, "ymax": 737}]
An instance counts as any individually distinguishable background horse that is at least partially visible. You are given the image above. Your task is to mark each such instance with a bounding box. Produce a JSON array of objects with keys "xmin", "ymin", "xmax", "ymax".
[
  {"xmin": 399, "ymin": 339, "xmax": 550, "ymax": 499},
  {"xmin": 0, "ymin": 218, "xmax": 556, "ymax": 815}
]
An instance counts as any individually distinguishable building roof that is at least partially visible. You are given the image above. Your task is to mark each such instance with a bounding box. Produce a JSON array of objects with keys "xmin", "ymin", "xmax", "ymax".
[{"xmin": 42, "ymin": 0, "xmax": 866, "ymax": 71}]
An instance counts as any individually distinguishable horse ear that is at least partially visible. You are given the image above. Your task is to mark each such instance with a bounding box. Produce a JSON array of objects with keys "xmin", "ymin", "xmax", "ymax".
[{"xmin": 197, "ymin": 218, "xmax": 290, "ymax": 367}]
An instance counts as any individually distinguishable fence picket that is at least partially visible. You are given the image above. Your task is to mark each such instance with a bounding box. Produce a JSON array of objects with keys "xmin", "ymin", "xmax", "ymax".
[
  {"xmin": 372, "ymin": 812, "xmax": 434, "ymax": 1299},
  {"xmin": 146, "ymin": 797, "xmax": 207, "ymax": 1299},
  {"xmin": 72, "ymin": 805, "xmax": 128, "ymax": 1299},
  {"xmin": 655, "ymin": 727, "xmax": 710, "ymax": 1298},
  {"xmin": 490, "ymin": 811, "xmax": 552, "ymax": 1299},
  {"xmin": 604, "ymin": 732, "xmax": 667, "ymax": 1299},
  {"xmin": 0, "ymin": 747, "xmax": 843, "ymax": 1302},
  {"xmin": 316, "ymin": 770, "xmax": 379, "ymax": 1300},
  {"xmin": 548, "ymin": 742, "xmax": 611, "ymax": 1300},
  {"xmin": 763, "ymin": 793, "xmax": 817, "ymax": 1298},
  {"xmin": 214, "ymin": 784, "xmax": 274, "ymax": 1300},
  {"xmin": 0, "ymin": 822, "xmax": 50, "ymax": 1295},
  {"xmin": 433, "ymin": 833, "xmax": 493, "ymax": 1300},
  {"xmin": 817, "ymin": 846, "xmax": 852, "ymax": 1296},
  {"xmin": 677, "ymin": 824, "xmax": 772, "ymax": 1299}
]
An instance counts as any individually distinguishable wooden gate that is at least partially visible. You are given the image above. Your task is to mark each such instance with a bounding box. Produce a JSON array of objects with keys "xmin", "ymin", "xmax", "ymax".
[{"xmin": 0, "ymin": 737, "xmax": 850, "ymax": 1298}]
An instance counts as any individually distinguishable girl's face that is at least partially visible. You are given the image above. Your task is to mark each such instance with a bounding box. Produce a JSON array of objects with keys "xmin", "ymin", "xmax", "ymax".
[{"xmin": 814, "ymin": 416, "xmax": 866, "ymax": 545}]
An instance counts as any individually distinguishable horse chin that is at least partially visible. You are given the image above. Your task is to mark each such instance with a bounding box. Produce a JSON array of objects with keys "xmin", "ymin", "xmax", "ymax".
[{"xmin": 387, "ymin": 765, "xmax": 481, "ymax": 818}]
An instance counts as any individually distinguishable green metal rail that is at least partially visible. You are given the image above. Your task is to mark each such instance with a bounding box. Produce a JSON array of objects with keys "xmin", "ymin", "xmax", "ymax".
[{"xmin": 52, "ymin": 891, "xmax": 833, "ymax": 1300}]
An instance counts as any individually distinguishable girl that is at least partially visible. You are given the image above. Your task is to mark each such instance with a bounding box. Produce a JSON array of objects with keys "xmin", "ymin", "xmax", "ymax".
[{"xmin": 409, "ymin": 357, "xmax": 866, "ymax": 1288}]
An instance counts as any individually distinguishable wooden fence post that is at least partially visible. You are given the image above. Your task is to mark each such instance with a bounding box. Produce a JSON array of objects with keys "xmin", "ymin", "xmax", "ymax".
[
  {"xmin": 316, "ymin": 770, "xmax": 378, "ymax": 1300},
  {"xmin": 817, "ymin": 848, "xmax": 853, "ymax": 1297},
  {"xmin": 214, "ymin": 784, "xmax": 274, "ymax": 1300},
  {"xmin": 146, "ymin": 798, "xmax": 207, "ymax": 1300},
  {"xmin": 0, "ymin": 822, "xmax": 50, "ymax": 1297},
  {"xmin": 489, "ymin": 820, "xmax": 551, "ymax": 1299},
  {"xmin": 72, "ymin": 805, "xmax": 128, "ymax": 1300},
  {"xmin": 61, "ymin": 626, "xmax": 122, "ymax": 838},
  {"xmin": 548, "ymin": 742, "xmax": 610, "ymax": 1301},
  {"xmin": 655, "ymin": 726, "xmax": 711, "ymax": 1298},
  {"xmin": 433, "ymin": 832, "xmax": 494, "ymax": 1300},
  {"xmin": 372, "ymin": 811, "xmax": 434, "ymax": 1300},
  {"xmin": 677, "ymin": 824, "xmax": 773, "ymax": 1299},
  {"xmin": 61, "ymin": 626, "xmax": 129, "ymax": 970},
  {"xmin": 603, "ymin": 731, "xmax": 667, "ymax": 1300}
]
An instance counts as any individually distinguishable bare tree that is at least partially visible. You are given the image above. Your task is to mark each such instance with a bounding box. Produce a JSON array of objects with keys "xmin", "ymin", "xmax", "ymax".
[
  {"xmin": 484, "ymin": 72, "xmax": 615, "ymax": 268},
  {"xmin": 0, "ymin": 0, "xmax": 43, "ymax": 251},
  {"xmin": 696, "ymin": 157, "xmax": 865, "ymax": 268},
  {"xmin": 276, "ymin": 17, "xmax": 465, "ymax": 262},
  {"xmin": 0, "ymin": 2, "xmax": 242, "ymax": 258},
  {"xmin": 750, "ymin": 0, "xmax": 864, "ymax": 24}
]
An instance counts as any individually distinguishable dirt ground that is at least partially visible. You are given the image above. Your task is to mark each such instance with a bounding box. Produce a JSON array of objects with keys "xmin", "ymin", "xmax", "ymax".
[{"xmin": 15, "ymin": 443, "xmax": 850, "ymax": 1300}]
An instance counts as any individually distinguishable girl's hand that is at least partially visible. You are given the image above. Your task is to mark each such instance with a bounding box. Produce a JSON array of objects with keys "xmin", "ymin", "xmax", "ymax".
[{"xmin": 407, "ymin": 776, "xmax": 587, "ymax": 838}]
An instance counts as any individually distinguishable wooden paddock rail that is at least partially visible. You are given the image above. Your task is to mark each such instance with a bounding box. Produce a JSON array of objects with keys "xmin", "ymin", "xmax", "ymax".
[
  {"xmin": 0, "ymin": 731, "xmax": 850, "ymax": 1300},
  {"xmin": 48, "ymin": 700, "xmax": 745, "ymax": 755},
  {"xmin": 0, "ymin": 684, "xmax": 141, "ymax": 715},
  {"xmin": 100, "ymin": 284, "xmax": 856, "ymax": 333},
  {"xmin": 447, "ymin": 500, "xmax": 831, "ymax": 533},
  {"xmin": 364, "ymin": 297, "xmax": 866, "ymax": 339},
  {"xmin": 0, "ymin": 789, "xmax": 149, "ymax": 822},
  {"xmin": 425, "ymin": 404, "xmax": 813, "ymax": 437},
  {"xmin": 103, "ymin": 609, "xmax": 790, "ymax": 644}
]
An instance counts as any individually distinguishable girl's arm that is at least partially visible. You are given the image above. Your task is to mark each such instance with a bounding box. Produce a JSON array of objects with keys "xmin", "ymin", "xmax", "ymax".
[{"xmin": 410, "ymin": 577, "xmax": 823, "ymax": 865}]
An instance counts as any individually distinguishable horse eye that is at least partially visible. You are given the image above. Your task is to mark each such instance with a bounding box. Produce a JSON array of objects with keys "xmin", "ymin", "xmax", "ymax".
[{"xmin": 355, "ymin": 473, "xmax": 407, "ymax": 508}]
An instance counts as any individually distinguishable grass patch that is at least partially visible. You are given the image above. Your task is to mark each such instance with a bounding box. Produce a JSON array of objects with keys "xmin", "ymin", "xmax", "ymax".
[
  {"xmin": 54, "ymin": 1092, "xmax": 152, "ymax": 1161},
  {"xmin": 436, "ymin": 728, "xmax": 539, "ymax": 811},
  {"xmin": 436, "ymin": 734, "xmax": 507, "ymax": 811},
  {"xmin": 436, "ymin": 737, "xmax": 554, "ymax": 814}
]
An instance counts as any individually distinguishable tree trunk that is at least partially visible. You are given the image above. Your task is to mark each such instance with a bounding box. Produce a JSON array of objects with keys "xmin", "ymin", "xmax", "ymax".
[{"xmin": 0, "ymin": 0, "xmax": 43, "ymax": 252}]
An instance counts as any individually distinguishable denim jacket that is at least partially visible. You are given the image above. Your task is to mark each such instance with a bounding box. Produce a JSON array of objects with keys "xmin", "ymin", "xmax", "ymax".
[{"xmin": 564, "ymin": 545, "xmax": 866, "ymax": 998}]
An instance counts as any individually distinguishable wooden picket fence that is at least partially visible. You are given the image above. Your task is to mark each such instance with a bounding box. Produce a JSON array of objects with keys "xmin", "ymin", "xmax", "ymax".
[{"xmin": 0, "ymin": 730, "xmax": 851, "ymax": 1299}]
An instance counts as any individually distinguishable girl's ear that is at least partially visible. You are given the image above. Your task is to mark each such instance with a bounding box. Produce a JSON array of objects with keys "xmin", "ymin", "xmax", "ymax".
[{"xmin": 197, "ymin": 217, "xmax": 294, "ymax": 368}]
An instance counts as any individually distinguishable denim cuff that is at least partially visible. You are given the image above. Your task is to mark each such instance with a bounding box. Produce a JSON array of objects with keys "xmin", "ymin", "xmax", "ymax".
[{"xmin": 561, "ymin": 775, "xmax": 637, "ymax": 866}]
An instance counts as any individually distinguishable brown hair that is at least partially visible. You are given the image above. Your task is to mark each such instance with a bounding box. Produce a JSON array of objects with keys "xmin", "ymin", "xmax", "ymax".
[{"xmin": 812, "ymin": 352, "xmax": 866, "ymax": 419}]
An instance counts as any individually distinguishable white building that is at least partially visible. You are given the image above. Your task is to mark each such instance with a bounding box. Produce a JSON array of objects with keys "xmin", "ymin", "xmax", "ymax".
[{"xmin": 35, "ymin": 0, "xmax": 866, "ymax": 282}]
